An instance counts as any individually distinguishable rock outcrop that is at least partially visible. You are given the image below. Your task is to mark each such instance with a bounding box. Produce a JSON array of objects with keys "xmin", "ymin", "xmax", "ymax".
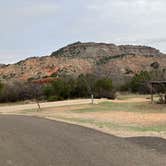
[{"xmin": 0, "ymin": 42, "xmax": 166, "ymax": 85}]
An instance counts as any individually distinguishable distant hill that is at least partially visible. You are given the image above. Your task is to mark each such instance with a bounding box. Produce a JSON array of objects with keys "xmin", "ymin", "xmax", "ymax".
[
  {"xmin": 0, "ymin": 42, "xmax": 166, "ymax": 85},
  {"xmin": 0, "ymin": 64, "xmax": 5, "ymax": 67}
]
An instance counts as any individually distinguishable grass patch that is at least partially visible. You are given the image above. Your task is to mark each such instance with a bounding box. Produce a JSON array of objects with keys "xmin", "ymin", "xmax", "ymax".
[
  {"xmin": 128, "ymin": 125, "xmax": 166, "ymax": 132},
  {"xmin": 54, "ymin": 116, "xmax": 121, "ymax": 129},
  {"xmin": 116, "ymin": 94, "xmax": 150, "ymax": 100},
  {"xmin": 70, "ymin": 101, "xmax": 166, "ymax": 114},
  {"xmin": 54, "ymin": 116, "xmax": 166, "ymax": 132},
  {"xmin": 117, "ymin": 93, "xmax": 159, "ymax": 102},
  {"xmin": 19, "ymin": 109, "xmax": 38, "ymax": 114},
  {"xmin": 19, "ymin": 108, "xmax": 48, "ymax": 114},
  {"xmin": 0, "ymin": 102, "xmax": 28, "ymax": 106}
]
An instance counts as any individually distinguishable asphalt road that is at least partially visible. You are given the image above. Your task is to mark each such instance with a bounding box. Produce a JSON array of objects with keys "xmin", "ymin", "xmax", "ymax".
[{"xmin": 0, "ymin": 115, "xmax": 165, "ymax": 166}]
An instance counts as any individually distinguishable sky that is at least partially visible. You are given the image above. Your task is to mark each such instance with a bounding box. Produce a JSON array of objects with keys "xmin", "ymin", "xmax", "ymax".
[{"xmin": 0, "ymin": 0, "xmax": 166, "ymax": 64}]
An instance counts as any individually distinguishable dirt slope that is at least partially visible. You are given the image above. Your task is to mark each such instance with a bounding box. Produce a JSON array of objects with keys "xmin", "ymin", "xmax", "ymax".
[{"xmin": 0, "ymin": 42, "xmax": 166, "ymax": 83}]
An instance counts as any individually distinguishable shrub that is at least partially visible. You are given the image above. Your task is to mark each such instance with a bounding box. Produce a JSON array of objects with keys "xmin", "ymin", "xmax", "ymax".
[
  {"xmin": 126, "ymin": 69, "xmax": 166, "ymax": 94},
  {"xmin": 43, "ymin": 78, "xmax": 75, "ymax": 100},
  {"xmin": 95, "ymin": 78, "xmax": 115, "ymax": 99},
  {"xmin": 129, "ymin": 71, "xmax": 151, "ymax": 93},
  {"xmin": 0, "ymin": 75, "xmax": 116, "ymax": 103},
  {"xmin": 43, "ymin": 74, "xmax": 116, "ymax": 101},
  {"xmin": 0, "ymin": 82, "xmax": 3, "ymax": 94},
  {"xmin": 0, "ymin": 81, "xmax": 43, "ymax": 103}
]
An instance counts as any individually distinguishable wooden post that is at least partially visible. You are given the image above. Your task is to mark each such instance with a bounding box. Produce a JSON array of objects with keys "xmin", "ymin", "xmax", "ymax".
[
  {"xmin": 91, "ymin": 94, "xmax": 94, "ymax": 104},
  {"xmin": 36, "ymin": 100, "xmax": 41, "ymax": 112},
  {"xmin": 150, "ymin": 83, "xmax": 154, "ymax": 104}
]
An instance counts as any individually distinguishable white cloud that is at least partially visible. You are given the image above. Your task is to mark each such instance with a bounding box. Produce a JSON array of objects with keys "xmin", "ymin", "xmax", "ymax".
[
  {"xmin": 20, "ymin": 3, "xmax": 59, "ymax": 17},
  {"xmin": 0, "ymin": 0, "xmax": 166, "ymax": 63},
  {"xmin": 0, "ymin": 49, "xmax": 36, "ymax": 64},
  {"xmin": 0, "ymin": 2, "xmax": 59, "ymax": 18},
  {"xmin": 85, "ymin": 0, "xmax": 166, "ymax": 45}
]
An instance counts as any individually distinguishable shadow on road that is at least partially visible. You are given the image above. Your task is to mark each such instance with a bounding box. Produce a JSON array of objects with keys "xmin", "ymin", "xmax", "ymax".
[{"xmin": 125, "ymin": 136, "xmax": 166, "ymax": 154}]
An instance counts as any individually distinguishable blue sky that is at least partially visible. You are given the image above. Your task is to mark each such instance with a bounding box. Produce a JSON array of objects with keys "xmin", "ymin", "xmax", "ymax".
[{"xmin": 1, "ymin": 0, "xmax": 166, "ymax": 64}]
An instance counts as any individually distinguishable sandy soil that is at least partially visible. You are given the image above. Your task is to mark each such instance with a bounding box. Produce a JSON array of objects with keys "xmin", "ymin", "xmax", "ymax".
[
  {"xmin": 0, "ymin": 98, "xmax": 166, "ymax": 139},
  {"xmin": 69, "ymin": 111, "xmax": 166, "ymax": 125},
  {"xmin": 113, "ymin": 98, "xmax": 149, "ymax": 103},
  {"xmin": 0, "ymin": 99, "xmax": 105, "ymax": 113}
]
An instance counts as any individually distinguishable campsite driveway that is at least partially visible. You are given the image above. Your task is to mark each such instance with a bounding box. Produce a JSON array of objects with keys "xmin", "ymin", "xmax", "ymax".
[
  {"xmin": 0, "ymin": 99, "xmax": 104, "ymax": 113},
  {"xmin": 0, "ymin": 115, "xmax": 165, "ymax": 166}
]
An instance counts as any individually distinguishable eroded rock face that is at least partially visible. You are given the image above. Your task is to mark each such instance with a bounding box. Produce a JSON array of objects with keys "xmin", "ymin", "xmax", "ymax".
[
  {"xmin": 0, "ymin": 42, "xmax": 166, "ymax": 83},
  {"xmin": 119, "ymin": 45, "xmax": 160, "ymax": 57},
  {"xmin": 0, "ymin": 64, "xmax": 5, "ymax": 67},
  {"xmin": 51, "ymin": 42, "xmax": 161, "ymax": 58}
]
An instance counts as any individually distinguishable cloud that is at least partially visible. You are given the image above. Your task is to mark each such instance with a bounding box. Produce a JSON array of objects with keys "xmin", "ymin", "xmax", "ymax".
[
  {"xmin": 19, "ymin": 3, "xmax": 59, "ymax": 17},
  {"xmin": 128, "ymin": 37, "xmax": 166, "ymax": 45},
  {"xmin": 84, "ymin": 0, "xmax": 166, "ymax": 43},
  {"xmin": 0, "ymin": 0, "xmax": 166, "ymax": 64},
  {"xmin": 0, "ymin": 51, "xmax": 27, "ymax": 64},
  {"xmin": 0, "ymin": 2, "xmax": 59, "ymax": 18}
]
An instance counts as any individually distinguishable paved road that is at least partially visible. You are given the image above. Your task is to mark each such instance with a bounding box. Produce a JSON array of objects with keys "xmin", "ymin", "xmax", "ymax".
[{"xmin": 0, "ymin": 115, "xmax": 165, "ymax": 166}]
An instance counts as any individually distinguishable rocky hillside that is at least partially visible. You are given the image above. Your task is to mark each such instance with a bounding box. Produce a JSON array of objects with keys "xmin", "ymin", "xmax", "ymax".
[
  {"xmin": 0, "ymin": 64, "xmax": 5, "ymax": 67},
  {"xmin": 0, "ymin": 42, "xmax": 166, "ymax": 85}
]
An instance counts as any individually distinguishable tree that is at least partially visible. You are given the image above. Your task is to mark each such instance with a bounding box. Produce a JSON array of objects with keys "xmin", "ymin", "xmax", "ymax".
[
  {"xmin": 95, "ymin": 78, "xmax": 115, "ymax": 99},
  {"xmin": 43, "ymin": 84, "xmax": 55, "ymax": 99},
  {"xmin": 72, "ymin": 75, "xmax": 89, "ymax": 98},
  {"xmin": 128, "ymin": 69, "xmax": 166, "ymax": 95},
  {"xmin": 0, "ymin": 82, "xmax": 3, "ymax": 94},
  {"xmin": 75, "ymin": 74, "xmax": 98, "ymax": 103},
  {"xmin": 130, "ymin": 71, "xmax": 151, "ymax": 93},
  {"xmin": 0, "ymin": 81, "xmax": 43, "ymax": 104},
  {"xmin": 43, "ymin": 79, "xmax": 74, "ymax": 101}
]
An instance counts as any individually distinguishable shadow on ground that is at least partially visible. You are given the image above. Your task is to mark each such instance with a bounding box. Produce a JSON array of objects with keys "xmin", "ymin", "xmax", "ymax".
[{"xmin": 125, "ymin": 136, "xmax": 166, "ymax": 154}]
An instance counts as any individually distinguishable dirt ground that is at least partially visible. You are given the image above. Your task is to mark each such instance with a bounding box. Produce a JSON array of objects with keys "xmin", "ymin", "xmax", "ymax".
[
  {"xmin": 28, "ymin": 104, "xmax": 166, "ymax": 125},
  {"xmin": 0, "ymin": 96, "xmax": 166, "ymax": 139},
  {"xmin": 0, "ymin": 99, "xmax": 105, "ymax": 113}
]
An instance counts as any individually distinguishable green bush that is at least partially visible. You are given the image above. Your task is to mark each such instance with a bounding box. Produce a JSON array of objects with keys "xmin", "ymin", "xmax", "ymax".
[
  {"xmin": 43, "ymin": 75, "xmax": 116, "ymax": 101},
  {"xmin": 95, "ymin": 78, "xmax": 115, "ymax": 99},
  {"xmin": 0, "ymin": 82, "xmax": 3, "ymax": 94},
  {"xmin": 0, "ymin": 74, "xmax": 116, "ymax": 103},
  {"xmin": 124, "ymin": 69, "xmax": 166, "ymax": 94},
  {"xmin": 130, "ymin": 71, "xmax": 151, "ymax": 93},
  {"xmin": 47, "ymin": 96, "xmax": 63, "ymax": 102},
  {"xmin": 43, "ymin": 78, "xmax": 75, "ymax": 100}
]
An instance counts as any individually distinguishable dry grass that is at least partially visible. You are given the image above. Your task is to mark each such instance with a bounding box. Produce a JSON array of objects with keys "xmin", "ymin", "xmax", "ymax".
[{"xmin": 15, "ymin": 94, "xmax": 166, "ymax": 138}]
